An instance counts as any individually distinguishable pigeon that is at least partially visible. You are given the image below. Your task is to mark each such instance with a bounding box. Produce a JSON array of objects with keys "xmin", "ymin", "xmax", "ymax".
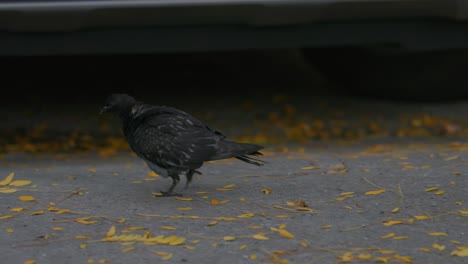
[{"xmin": 100, "ymin": 94, "xmax": 265, "ymax": 196}]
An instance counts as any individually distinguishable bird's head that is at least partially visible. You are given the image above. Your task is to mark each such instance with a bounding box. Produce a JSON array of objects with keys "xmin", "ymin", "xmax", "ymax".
[{"xmin": 100, "ymin": 94, "xmax": 136, "ymax": 115}]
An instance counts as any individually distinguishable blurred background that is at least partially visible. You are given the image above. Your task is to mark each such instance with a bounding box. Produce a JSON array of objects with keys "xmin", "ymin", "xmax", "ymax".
[{"xmin": 1, "ymin": 0, "xmax": 468, "ymax": 155}]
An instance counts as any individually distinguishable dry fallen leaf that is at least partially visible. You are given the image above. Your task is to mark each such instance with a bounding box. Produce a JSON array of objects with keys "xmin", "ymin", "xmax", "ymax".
[
  {"xmin": 365, "ymin": 189, "xmax": 386, "ymax": 195},
  {"xmin": 0, "ymin": 173, "xmax": 15, "ymax": 186},
  {"xmin": 106, "ymin": 226, "xmax": 116, "ymax": 237},
  {"xmin": 161, "ymin": 226, "xmax": 176, "ymax": 230},
  {"xmin": 432, "ymin": 243, "xmax": 446, "ymax": 251},
  {"xmin": 0, "ymin": 188, "xmax": 17, "ymax": 193},
  {"xmin": 381, "ymin": 233, "xmax": 395, "ymax": 239},
  {"xmin": 23, "ymin": 260, "xmax": 36, "ymax": 264},
  {"xmin": 9, "ymin": 180, "xmax": 32, "ymax": 187},
  {"xmin": 451, "ymin": 247, "xmax": 468, "ymax": 257},
  {"xmin": 175, "ymin": 197, "xmax": 193, "ymax": 201},
  {"xmin": 207, "ymin": 221, "xmax": 218, "ymax": 226},
  {"xmin": 223, "ymin": 236, "xmax": 236, "ymax": 241},
  {"xmin": 357, "ymin": 254, "xmax": 372, "ymax": 260},
  {"xmin": 210, "ymin": 199, "xmax": 219, "ymax": 205},
  {"xmin": 427, "ymin": 232, "xmax": 448, "ymax": 236},
  {"xmin": 19, "ymin": 196, "xmax": 35, "ymax": 202},
  {"xmin": 9, "ymin": 207, "xmax": 25, "ymax": 212},
  {"xmin": 262, "ymin": 188, "xmax": 272, "ymax": 195},
  {"xmin": 301, "ymin": 166, "xmax": 320, "ymax": 170},
  {"xmin": 252, "ymin": 233, "xmax": 269, "ymax": 240},
  {"xmin": 340, "ymin": 252, "xmax": 353, "ymax": 262},
  {"xmin": 383, "ymin": 220, "xmax": 404, "ymax": 226},
  {"xmin": 425, "ymin": 187, "xmax": 438, "ymax": 192}
]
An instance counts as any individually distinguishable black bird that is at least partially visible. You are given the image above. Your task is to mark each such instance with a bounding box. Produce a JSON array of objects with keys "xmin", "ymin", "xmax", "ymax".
[{"xmin": 101, "ymin": 94, "xmax": 265, "ymax": 196}]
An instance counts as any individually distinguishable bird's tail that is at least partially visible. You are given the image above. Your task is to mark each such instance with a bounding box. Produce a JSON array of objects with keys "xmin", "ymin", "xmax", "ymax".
[{"xmin": 210, "ymin": 141, "xmax": 266, "ymax": 166}]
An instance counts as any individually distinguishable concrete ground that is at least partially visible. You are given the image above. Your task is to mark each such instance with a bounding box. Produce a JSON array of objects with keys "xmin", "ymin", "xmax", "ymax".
[{"xmin": 0, "ymin": 50, "xmax": 467, "ymax": 264}]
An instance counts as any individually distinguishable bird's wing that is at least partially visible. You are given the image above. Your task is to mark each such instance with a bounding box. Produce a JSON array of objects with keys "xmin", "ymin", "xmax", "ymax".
[{"xmin": 131, "ymin": 107, "xmax": 221, "ymax": 170}]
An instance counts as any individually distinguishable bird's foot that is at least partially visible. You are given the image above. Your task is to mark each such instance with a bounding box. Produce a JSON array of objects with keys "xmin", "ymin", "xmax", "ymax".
[{"xmin": 158, "ymin": 191, "xmax": 183, "ymax": 197}]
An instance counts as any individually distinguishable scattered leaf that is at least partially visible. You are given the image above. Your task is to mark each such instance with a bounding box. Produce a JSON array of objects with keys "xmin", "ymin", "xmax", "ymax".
[
  {"xmin": 6, "ymin": 228, "xmax": 14, "ymax": 233},
  {"xmin": 0, "ymin": 173, "xmax": 15, "ymax": 186},
  {"xmin": 0, "ymin": 215, "xmax": 14, "ymax": 220},
  {"xmin": 31, "ymin": 210, "xmax": 44, "ymax": 216},
  {"xmin": 175, "ymin": 197, "xmax": 193, "ymax": 201},
  {"xmin": 80, "ymin": 243, "xmax": 87, "ymax": 249},
  {"xmin": 176, "ymin": 208, "xmax": 192, "ymax": 211},
  {"xmin": 393, "ymin": 255, "xmax": 412, "ymax": 263},
  {"xmin": 392, "ymin": 208, "xmax": 400, "ymax": 213},
  {"xmin": 393, "ymin": 236, "xmax": 409, "ymax": 240},
  {"xmin": 252, "ymin": 233, "xmax": 269, "ymax": 240},
  {"xmin": 9, "ymin": 207, "xmax": 25, "ymax": 212},
  {"xmin": 210, "ymin": 199, "xmax": 219, "ymax": 205},
  {"xmin": 52, "ymin": 227, "xmax": 64, "ymax": 231},
  {"xmin": 161, "ymin": 226, "xmax": 176, "ymax": 230},
  {"xmin": 250, "ymin": 254, "xmax": 257, "ymax": 260},
  {"xmin": 75, "ymin": 218, "xmax": 98, "ymax": 225},
  {"xmin": 414, "ymin": 215, "xmax": 430, "ymax": 220},
  {"xmin": 19, "ymin": 196, "xmax": 35, "ymax": 202},
  {"xmin": 381, "ymin": 233, "xmax": 395, "ymax": 239},
  {"xmin": 262, "ymin": 188, "xmax": 272, "ymax": 195},
  {"xmin": 340, "ymin": 192, "xmax": 354, "ymax": 196},
  {"xmin": 357, "ymin": 254, "xmax": 372, "ymax": 260},
  {"xmin": 365, "ymin": 189, "xmax": 386, "ymax": 195},
  {"xmin": 427, "ymin": 232, "xmax": 448, "ymax": 236},
  {"xmin": 0, "ymin": 188, "xmax": 17, "ymax": 193},
  {"xmin": 451, "ymin": 247, "xmax": 468, "ymax": 257},
  {"xmin": 23, "ymin": 260, "xmax": 36, "ymax": 264},
  {"xmin": 434, "ymin": 190, "xmax": 445, "ymax": 195},
  {"xmin": 122, "ymin": 247, "xmax": 136, "ymax": 253},
  {"xmin": 240, "ymin": 245, "xmax": 247, "ymax": 250},
  {"xmin": 207, "ymin": 221, "xmax": 218, "ymax": 226},
  {"xmin": 340, "ymin": 252, "xmax": 353, "ymax": 262},
  {"xmin": 106, "ymin": 226, "xmax": 116, "ymax": 237},
  {"xmin": 425, "ymin": 187, "xmax": 438, "ymax": 192},
  {"xmin": 383, "ymin": 220, "xmax": 404, "ymax": 226},
  {"xmin": 444, "ymin": 155, "xmax": 459, "ymax": 161},
  {"xmin": 223, "ymin": 236, "xmax": 236, "ymax": 241},
  {"xmin": 432, "ymin": 243, "xmax": 445, "ymax": 251},
  {"xmin": 147, "ymin": 171, "xmax": 158, "ymax": 177},
  {"xmin": 9, "ymin": 180, "xmax": 32, "ymax": 187},
  {"xmin": 419, "ymin": 248, "xmax": 431, "ymax": 253},
  {"xmin": 375, "ymin": 257, "xmax": 391, "ymax": 263},
  {"xmin": 320, "ymin": 225, "xmax": 333, "ymax": 229},
  {"xmin": 271, "ymin": 228, "xmax": 295, "ymax": 239},
  {"xmin": 301, "ymin": 166, "xmax": 320, "ymax": 170}
]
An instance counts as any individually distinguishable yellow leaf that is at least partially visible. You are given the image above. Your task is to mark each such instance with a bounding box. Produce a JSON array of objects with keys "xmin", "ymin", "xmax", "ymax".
[
  {"xmin": 222, "ymin": 184, "xmax": 235, "ymax": 189},
  {"xmin": 432, "ymin": 243, "xmax": 445, "ymax": 251},
  {"xmin": 237, "ymin": 213, "xmax": 255, "ymax": 218},
  {"xmin": 121, "ymin": 247, "xmax": 136, "ymax": 253},
  {"xmin": 248, "ymin": 225, "xmax": 263, "ymax": 229},
  {"xmin": 80, "ymin": 243, "xmax": 87, "ymax": 249},
  {"xmin": 451, "ymin": 247, "xmax": 468, "ymax": 257},
  {"xmin": 6, "ymin": 228, "xmax": 14, "ymax": 233},
  {"xmin": 9, "ymin": 180, "xmax": 32, "ymax": 187},
  {"xmin": 320, "ymin": 225, "xmax": 333, "ymax": 229},
  {"xmin": 340, "ymin": 252, "xmax": 353, "ymax": 262},
  {"xmin": 0, "ymin": 173, "xmax": 14, "ymax": 186},
  {"xmin": 23, "ymin": 260, "xmax": 36, "ymax": 264},
  {"xmin": 414, "ymin": 215, "xmax": 430, "ymax": 220},
  {"xmin": 153, "ymin": 251, "xmax": 169, "ymax": 256},
  {"xmin": 340, "ymin": 192, "xmax": 354, "ymax": 196},
  {"xmin": 210, "ymin": 199, "xmax": 219, "ymax": 205},
  {"xmin": 394, "ymin": 255, "xmax": 412, "ymax": 263},
  {"xmin": 249, "ymin": 254, "xmax": 257, "ymax": 260},
  {"xmin": 427, "ymin": 232, "xmax": 448, "ymax": 236},
  {"xmin": 207, "ymin": 221, "xmax": 218, "ymax": 226},
  {"xmin": 301, "ymin": 166, "xmax": 320, "ymax": 170},
  {"xmin": 175, "ymin": 197, "xmax": 193, "ymax": 201},
  {"xmin": 169, "ymin": 237, "xmax": 186, "ymax": 246},
  {"xmin": 75, "ymin": 235, "xmax": 90, "ymax": 239},
  {"xmin": 98, "ymin": 259, "xmax": 108, "ymax": 263},
  {"xmin": 239, "ymin": 245, "xmax": 247, "ymax": 250},
  {"xmin": 184, "ymin": 245, "xmax": 196, "ymax": 250},
  {"xmin": 299, "ymin": 241, "xmax": 309, "ymax": 247},
  {"xmin": 211, "ymin": 243, "xmax": 218, "ymax": 247},
  {"xmin": 335, "ymin": 195, "xmax": 353, "ymax": 201},
  {"xmin": 419, "ymin": 248, "xmax": 431, "ymax": 252},
  {"xmin": 106, "ymin": 226, "xmax": 116, "ymax": 237},
  {"xmin": 276, "ymin": 229, "xmax": 295, "ymax": 239},
  {"xmin": 9, "ymin": 207, "xmax": 25, "ymax": 212},
  {"xmin": 365, "ymin": 189, "xmax": 386, "ymax": 195},
  {"xmin": 393, "ymin": 236, "xmax": 409, "ymax": 240},
  {"xmin": 176, "ymin": 207, "xmax": 192, "ymax": 211},
  {"xmin": 223, "ymin": 236, "xmax": 236, "ymax": 241},
  {"xmin": 278, "ymin": 224, "xmax": 287, "ymax": 229},
  {"xmin": 458, "ymin": 210, "xmax": 468, "ymax": 216},
  {"xmin": 56, "ymin": 209, "xmax": 71, "ymax": 214},
  {"xmin": 262, "ymin": 188, "xmax": 272, "ymax": 195},
  {"xmin": 375, "ymin": 257, "xmax": 390, "ymax": 263},
  {"xmin": 195, "ymin": 191, "xmax": 209, "ymax": 194},
  {"xmin": 127, "ymin": 226, "xmax": 146, "ymax": 231},
  {"xmin": 357, "ymin": 254, "xmax": 372, "ymax": 260},
  {"xmin": 0, "ymin": 215, "xmax": 14, "ymax": 220},
  {"xmin": 252, "ymin": 233, "xmax": 269, "ymax": 240},
  {"xmin": 52, "ymin": 227, "xmax": 64, "ymax": 231},
  {"xmin": 381, "ymin": 233, "xmax": 395, "ymax": 239},
  {"xmin": 383, "ymin": 220, "xmax": 404, "ymax": 226},
  {"xmin": 87, "ymin": 259, "xmax": 94, "ymax": 264},
  {"xmin": 444, "ymin": 155, "xmax": 459, "ymax": 161},
  {"xmin": 75, "ymin": 218, "xmax": 98, "ymax": 225},
  {"xmin": 88, "ymin": 168, "xmax": 96, "ymax": 173},
  {"xmin": 147, "ymin": 171, "xmax": 159, "ymax": 177},
  {"xmin": 161, "ymin": 226, "xmax": 176, "ymax": 230},
  {"xmin": 450, "ymin": 240, "xmax": 461, "ymax": 244},
  {"xmin": 30, "ymin": 210, "xmax": 44, "ymax": 215},
  {"xmin": 425, "ymin": 187, "xmax": 438, "ymax": 192},
  {"xmin": 19, "ymin": 196, "xmax": 35, "ymax": 202},
  {"xmin": 392, "ymin": 207, "xmax": 400, "ymax": 213},
  {"xmin": 434, "ymin": 190, "xmax": 445, "ymax": 195},
  {"xmin": 0, "ymin": 188, "xmax": 17, "ymax": 193}
]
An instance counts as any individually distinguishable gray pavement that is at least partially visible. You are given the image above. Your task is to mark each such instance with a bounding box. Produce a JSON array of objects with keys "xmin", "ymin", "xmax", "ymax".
[{"xmin": 1, "ymin": 139, "xmax": 466, "ymax": 264}]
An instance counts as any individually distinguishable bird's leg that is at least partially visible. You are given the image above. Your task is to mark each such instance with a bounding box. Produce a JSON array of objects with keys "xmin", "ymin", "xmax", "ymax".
[
  {"xmin": 185, "ymin": 169, "xmax": 202, "ymax": 189},
  {"xmin": 160, "ymin": 174, "xmax": 182, "ymax": 196}
]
